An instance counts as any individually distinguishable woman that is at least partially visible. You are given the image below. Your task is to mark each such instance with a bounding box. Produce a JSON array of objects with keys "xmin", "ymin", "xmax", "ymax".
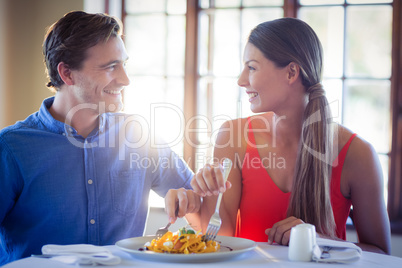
[{"xmin": 165, "ymin": 18, "xmax": 391, "ymax": 254}]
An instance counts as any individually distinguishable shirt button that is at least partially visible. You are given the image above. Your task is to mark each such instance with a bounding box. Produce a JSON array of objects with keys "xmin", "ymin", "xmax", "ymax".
[
  {"xmin": 90, "ymin": 219, "xmax": 95, "ymax": 224},
  {"xmin": 88, "ymin": 179, "xmax": 93, "ymax": 185}
]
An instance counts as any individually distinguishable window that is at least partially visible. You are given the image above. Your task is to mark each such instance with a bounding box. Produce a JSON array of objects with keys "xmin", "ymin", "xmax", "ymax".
[
  {"xmin": 123, "ymin": 0, "xmax": 187, "ymax": 157},
  {"xmin": 116, "ymin": 0, "xmax": 401, "ymax": 225}
]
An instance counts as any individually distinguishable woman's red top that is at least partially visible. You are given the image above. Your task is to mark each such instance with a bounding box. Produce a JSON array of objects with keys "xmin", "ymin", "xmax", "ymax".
[{"xmin": 235, "ymin": 117, "xmax": 356, "ymax": 241}]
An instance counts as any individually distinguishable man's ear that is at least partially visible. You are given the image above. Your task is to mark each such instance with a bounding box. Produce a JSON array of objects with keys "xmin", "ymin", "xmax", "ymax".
[
  {"xmin": 287, "ymin": 62, "xmax": 300, "ymax": 84},
  {"xmin": 57, "ymin": 62, "xmax": 74, "ymax": 86}
]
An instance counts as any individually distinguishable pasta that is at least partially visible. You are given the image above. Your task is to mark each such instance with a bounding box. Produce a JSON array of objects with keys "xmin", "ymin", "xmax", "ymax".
[{"xmin": 145, "ymin": 228, "xmax": 220, "ymax": 254}]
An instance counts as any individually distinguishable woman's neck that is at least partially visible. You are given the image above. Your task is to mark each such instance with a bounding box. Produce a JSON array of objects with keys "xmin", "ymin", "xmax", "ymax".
[{"xmin": 273, "ymin": 95, "xmax": 307, "ymax": 145}]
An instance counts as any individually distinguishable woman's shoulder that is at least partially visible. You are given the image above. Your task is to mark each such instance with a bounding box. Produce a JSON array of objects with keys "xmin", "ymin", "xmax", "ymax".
[
  {"xmin": 215, "ymin": 115, "xmax": 272, "ymax": 155},
  {"xmin": 215, "ymin": 118, "xmax": 245, "ymax": 141},
  {"xmin": 219, "ymin": 117, "xmax": 248, "ymax": 129},
  {"xmin": 218, "ymin": 113, "xmax": 274, "ymax": 137},
  {"xmin": 219, "ymin": 113, "xmax": 274, "ymax": 126},
  {"xmin": 337, "ymin": 125, "xmax": 376, "ymax": 158},
  {"xmin": 337, "ymin": 125, "xmax": 381, "ymax": 185}
]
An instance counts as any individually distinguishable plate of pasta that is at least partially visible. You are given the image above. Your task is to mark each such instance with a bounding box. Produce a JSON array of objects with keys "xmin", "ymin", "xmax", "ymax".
[{"xmin": 115, "ymin": 228, "xmax": 257, "ymax": 262}]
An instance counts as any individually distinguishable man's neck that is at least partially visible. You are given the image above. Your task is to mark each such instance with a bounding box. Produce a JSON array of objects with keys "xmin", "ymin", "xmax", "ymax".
[{"xmin": 49, "ymin": 93, "xmax": 99, "ymax": 138}]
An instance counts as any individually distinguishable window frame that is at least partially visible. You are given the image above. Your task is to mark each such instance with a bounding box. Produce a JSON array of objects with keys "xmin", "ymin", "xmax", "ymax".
[{"xmin": 389, "ymin": 0, "xmax": 402, "ymax": 228}]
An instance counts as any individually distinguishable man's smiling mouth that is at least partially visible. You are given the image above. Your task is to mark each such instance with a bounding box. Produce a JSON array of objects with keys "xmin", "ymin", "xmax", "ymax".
[{"xmin": 104, "ymin": 89, "xmax": 122, "ymax": 95}]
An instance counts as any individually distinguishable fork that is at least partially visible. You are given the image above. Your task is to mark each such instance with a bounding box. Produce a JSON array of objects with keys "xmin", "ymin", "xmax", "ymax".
[
  {"xmin": 155, "ymin": 206, "xmax": 179, "ymax": 239},
  {"xmin": 204, "ymin": 158, "xmax": 233, "ymax": 242}
]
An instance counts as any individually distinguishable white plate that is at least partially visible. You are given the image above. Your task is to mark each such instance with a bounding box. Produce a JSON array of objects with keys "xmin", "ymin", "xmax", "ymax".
[{"xmin": 115, "ymin": 235, "xmax": 257, "ymax": 263}]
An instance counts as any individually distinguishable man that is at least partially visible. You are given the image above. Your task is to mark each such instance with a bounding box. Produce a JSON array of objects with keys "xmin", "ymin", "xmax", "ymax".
[{"xmin": 0, "ymin": 11, "xmax": 193, "ymax": 264}]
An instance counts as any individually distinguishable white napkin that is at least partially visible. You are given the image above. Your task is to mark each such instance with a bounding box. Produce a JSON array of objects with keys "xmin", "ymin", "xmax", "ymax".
[
  {"xmin": 312, "ymin": 237, "xmax": 362, "ymax": 263},
  {"xmin": 41, "ymin": 244, "xmax": 121, "ymax": 265}
]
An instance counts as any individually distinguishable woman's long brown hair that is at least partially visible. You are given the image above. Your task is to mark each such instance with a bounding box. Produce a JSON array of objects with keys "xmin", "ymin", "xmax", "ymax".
[{"xmin": 248, "ymin": 18, "xmax": 336, "ymax": 237}]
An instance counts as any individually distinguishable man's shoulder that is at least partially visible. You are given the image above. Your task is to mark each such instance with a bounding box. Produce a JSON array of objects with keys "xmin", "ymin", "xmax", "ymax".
[{"xmin": 0, "ymin": 113, "xmax": 40, "ymax": 141}]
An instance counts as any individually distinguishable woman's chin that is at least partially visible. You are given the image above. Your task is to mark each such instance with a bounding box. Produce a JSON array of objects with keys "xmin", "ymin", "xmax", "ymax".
[{"xmin": 250, "ymin": 105, "xmax": 263, "ymax": 114}]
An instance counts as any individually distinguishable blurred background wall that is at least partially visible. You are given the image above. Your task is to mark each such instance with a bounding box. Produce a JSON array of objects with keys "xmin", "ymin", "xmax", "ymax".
[
  {"xmin": 0, "ymin": 0, "xmax": 6, "ymax": 127},
  {"xmin": 0, "ymin": 0, "xmax": 83, "ymax": 129}
]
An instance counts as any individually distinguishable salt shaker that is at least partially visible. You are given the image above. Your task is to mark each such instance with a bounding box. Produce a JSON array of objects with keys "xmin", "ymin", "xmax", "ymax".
[{"xmin": 288, "ymin": 223, "xmax": 317, "ymax": 262}]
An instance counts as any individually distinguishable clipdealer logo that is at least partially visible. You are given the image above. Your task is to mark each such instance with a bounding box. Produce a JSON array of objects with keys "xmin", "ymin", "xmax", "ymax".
[{"xmin": 62, "ymin": 100, "xmax": 340, "ymax": 166}]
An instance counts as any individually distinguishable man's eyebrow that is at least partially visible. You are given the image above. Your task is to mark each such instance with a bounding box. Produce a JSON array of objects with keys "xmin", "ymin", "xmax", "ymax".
[{"xmin": 99, "ymin": 57, "xmax": 129, "ymax": 68}]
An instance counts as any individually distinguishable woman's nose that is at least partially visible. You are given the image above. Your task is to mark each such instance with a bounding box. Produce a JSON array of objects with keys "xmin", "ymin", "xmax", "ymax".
[{"xmin": 237, "ymin": 69, "xmax": 248, "ymax": 87}]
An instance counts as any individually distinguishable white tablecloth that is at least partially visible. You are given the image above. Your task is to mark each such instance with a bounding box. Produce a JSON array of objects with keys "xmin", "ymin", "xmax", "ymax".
[{"xmin": 3, "ymin": 243, "xmax": 402, "ymax": 268}]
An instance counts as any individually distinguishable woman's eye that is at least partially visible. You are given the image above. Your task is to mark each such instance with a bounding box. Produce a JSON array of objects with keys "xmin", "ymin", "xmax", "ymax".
[{"xmin": 248, "ymin": 65, "xmax": 255, "ymax": 71}]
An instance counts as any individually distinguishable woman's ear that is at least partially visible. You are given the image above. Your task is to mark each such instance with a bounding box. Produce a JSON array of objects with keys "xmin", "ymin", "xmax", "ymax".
[
  {"xmin": 287, "ymin": 62, "xmax": 300, "ymax": 84},
  {"xmin": 57, "ymin": 62, "xmax": 74, "ymax": 86}
]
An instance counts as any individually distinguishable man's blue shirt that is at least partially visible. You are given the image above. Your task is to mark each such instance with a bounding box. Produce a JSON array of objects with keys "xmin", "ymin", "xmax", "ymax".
[{"xmin": 0, "ymin": 97, "xmax": 193, "ymax": 264}]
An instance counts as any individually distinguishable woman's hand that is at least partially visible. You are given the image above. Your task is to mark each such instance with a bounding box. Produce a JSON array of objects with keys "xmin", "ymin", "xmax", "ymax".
[
  {"xmin": 265, "ymin": 216, "xmax": 305, "ymax": 245},
  {"xmin": 165, "ymin": 188, "xmax": 201, "ymax": 223},
  {"xmin": 191, "ymin": 163, "xmax": 232, "ymax": 197}
]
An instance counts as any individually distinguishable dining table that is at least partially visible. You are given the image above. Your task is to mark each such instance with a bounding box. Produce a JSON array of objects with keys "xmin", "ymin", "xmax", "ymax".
[{"xmin": 3, "ymin": 240, "xmax": 402, "ymax": 268}]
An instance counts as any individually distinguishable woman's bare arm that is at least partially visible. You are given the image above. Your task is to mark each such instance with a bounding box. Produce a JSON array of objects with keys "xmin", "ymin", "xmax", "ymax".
[
  {"xmin": 189, "ymin": 119, "xmax": 246, "ymax": 235},
  {"xmin": 343, "ymin": 135, "xmax": 391, "ymax": 254}
]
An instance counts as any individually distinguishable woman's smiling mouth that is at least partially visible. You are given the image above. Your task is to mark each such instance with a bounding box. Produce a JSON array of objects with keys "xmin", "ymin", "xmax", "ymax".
[{"xmin": 247, "ymin": 92, "xmax": 258, "ymax": 101}]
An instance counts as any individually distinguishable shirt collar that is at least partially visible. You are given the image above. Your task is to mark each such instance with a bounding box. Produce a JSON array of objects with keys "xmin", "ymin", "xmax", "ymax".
[
  {"xmin": 38, "ymin": 97, "xmax": 66, "ymax": 134},
  {"xmin": 38, "ymin": 96, "xmax": 108, "ymax": 136},
  {"xmin": 99, "ymin": 113, "xmax": 106, "ymax": 133}
]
